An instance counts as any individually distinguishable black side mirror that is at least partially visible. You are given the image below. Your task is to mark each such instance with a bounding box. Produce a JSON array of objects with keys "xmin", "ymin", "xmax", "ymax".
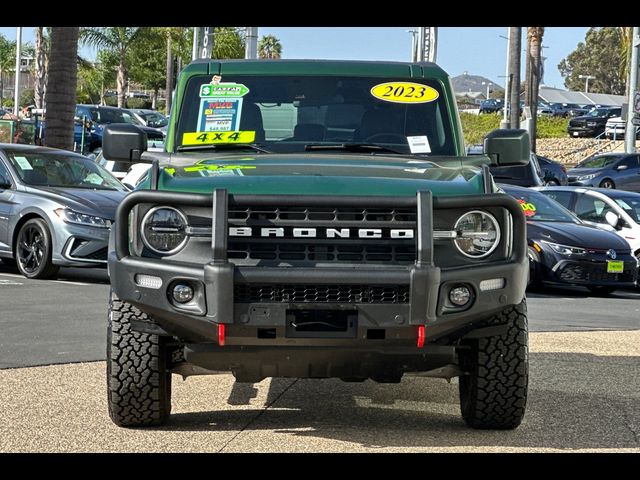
[
  {"xmin": 483, "ymin": 129, "xmax": 530, "ymax": 166},
  {"xmin": 102, "ymin": 124, "xmax": 148, "ymax": 163},
  {"xmin": 0, "ymin": 173, "xmax": 11, "ymax": 189}
]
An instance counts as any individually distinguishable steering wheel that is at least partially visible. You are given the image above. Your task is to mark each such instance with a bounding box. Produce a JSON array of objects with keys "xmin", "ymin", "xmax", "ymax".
[{"xmin": 363, "ymin": 133, "xmax": 407, "ymax": 144}]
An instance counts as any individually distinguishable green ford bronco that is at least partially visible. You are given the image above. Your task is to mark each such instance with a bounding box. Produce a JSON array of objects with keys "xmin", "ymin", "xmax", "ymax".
[{"xmin": 103, "ymin": 59, "xmax": 530, "ymax": 430}]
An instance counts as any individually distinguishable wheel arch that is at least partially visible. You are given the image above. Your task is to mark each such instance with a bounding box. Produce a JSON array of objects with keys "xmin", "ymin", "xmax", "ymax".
[{"xmin": 12, "ymin": 209, "xmax": 55, "ymax": 255}]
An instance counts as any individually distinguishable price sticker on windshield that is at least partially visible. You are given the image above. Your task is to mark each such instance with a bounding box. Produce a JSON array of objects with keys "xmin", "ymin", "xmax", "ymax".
[
  {"xmin": 182, "ymin": 131, "xmax": 256, "ymax": 146},
  {"xmin": 517, "ymin": 199, "xmax": 537, "ymax": 217},
  {"xmin": 370, "ymin": 82, "xmax": 439, "ymax": 104}
]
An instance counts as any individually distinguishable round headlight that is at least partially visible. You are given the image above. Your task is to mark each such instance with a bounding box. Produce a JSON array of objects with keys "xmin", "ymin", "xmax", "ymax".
[
  {"xmin": 453, "ymin": 210, "xmax": 500, "ymax": 258},
  {"xmin": 141, "ymin": 206, "xmax": 188, "ymax": 255}
]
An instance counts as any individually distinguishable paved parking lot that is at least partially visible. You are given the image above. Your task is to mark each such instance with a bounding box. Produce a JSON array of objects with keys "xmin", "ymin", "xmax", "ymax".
[{"xmin": 0, "ymin": 263, "xmax": 639, "ymax": 452}]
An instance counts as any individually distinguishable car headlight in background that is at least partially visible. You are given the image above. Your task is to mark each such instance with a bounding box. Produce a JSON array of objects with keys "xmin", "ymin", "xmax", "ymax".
[
  {"xmin": 576, "ymin": 173, "xmax": 597, "ymax": 181},
  {"xmin": 542, "ymin": 241, "xmax": 586, "ymax": 255},
  {"xmin": 141, "ymin": 206, "xmax": 188, "ymax": 255},
  {"xmin": 54, "ymin": 208, "xmax": 111, "ymax": 228},
  {"xmin": 453, "ymin": 211, "xmax": 501, "ymax": 258}
]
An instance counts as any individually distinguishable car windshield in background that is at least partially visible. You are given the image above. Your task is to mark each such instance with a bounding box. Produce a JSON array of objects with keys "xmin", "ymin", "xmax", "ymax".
[
  {"xmin": 140, "ymin": 112, "xmax": 167, "ymax": 128},
  {"xmin": 175, "ymin": 74, "xmax": 456, "ymax": 156},
  {"xmin": 587, "ymin": 108, "xmax": 610, "ymax": 117},
  {"xmin": 502, "ymin": 188, "xmax": 579, "ymax": 223},
  {"xmin": 613, "ymin": 196, "xmax": 640, "ymax": 223},
  {"xmin": 6, "ymin": 151, "xmax": 125, "ymax": 190},
  {"xmin": 93, "ymin": 107, "xmax": 142, "ymax": 126},
  {"xmin": 578, "ymin": 155, "xmax": 621, "ymax": 169}
]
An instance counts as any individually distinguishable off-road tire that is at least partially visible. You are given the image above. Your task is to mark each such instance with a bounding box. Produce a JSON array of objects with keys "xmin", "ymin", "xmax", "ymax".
[
  {"xmin": 107, "ymin": 291, "xmax": 171, "ymax": 427},
  {"xmin": 458, "ymin": 300, "xmax": 528, "ymax": 429}
]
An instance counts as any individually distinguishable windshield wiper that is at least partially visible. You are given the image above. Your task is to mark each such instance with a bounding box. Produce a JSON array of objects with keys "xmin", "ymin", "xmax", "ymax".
[
  {"xmin": 176, "ymin": 143, "xmax": 272, "ymax": 153},
  {"xmin": 304, "ymin": 143, "xmax": 404, "ymax": 154}
]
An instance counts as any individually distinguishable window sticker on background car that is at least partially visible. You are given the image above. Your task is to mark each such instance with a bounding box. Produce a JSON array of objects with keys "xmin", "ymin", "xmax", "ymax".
[
  {"xmin": 370, "ymin": 82, "xmax": 439, "ymax": 104},
  {"xmin": 197, "ymin": 76, "xmax": 250, "ymax": 132},
  {"xmin": 182, "ymin": 131, "xmax": 256, "ymax": 146},
  {"xmin": 407, "ymin": 135, "xmax": 431, "ymax": 154},
  {"xmin": 517, "ymin": 198, "xmax": 537, "ymax": 217},
  {"xmin": 14, "ymin": 156, "xmax": 33, "ymax": 170}
]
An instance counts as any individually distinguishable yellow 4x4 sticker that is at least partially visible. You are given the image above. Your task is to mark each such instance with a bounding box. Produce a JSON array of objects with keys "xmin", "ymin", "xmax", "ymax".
[
  {"xmin": 182, "ymin": 131, "xmax": 256, "ymax": 146},
  {"xmin": 370, "ymin": 82, "xmax": 439, "ymax": 104}
]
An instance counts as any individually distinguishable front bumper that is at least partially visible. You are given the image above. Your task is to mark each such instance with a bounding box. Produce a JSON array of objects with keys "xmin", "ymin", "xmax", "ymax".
[
  {"xmin": 109, "ymin": 190, "xmax": 529, "ymax": 347},
  {"xmin": 536, "ymin": 248, "xmax": 638, "ymax": 288},
  {"xmin": 52, "ymin": 221, "xmax": 110, "ymax": 267},
  {"xmin": 568, "ymin": 126, "xmax": 602, "ymax": 137}
]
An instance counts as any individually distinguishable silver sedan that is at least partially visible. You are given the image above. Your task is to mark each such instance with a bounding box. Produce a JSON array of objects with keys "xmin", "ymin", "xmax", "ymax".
[{"xmin": 0, "ymin": 144, "xmax": 128, "ymax": 279}]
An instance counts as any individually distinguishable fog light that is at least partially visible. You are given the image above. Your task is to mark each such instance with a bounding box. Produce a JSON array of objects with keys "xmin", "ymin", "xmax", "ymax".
[
  {"xmin": 449, "ymin": 285, "xmax": 471, "ymax": 306},
  {"xmin": 479, "ymin": 278, "xmax": 506, "ymax": 291},
  {"xmin": 135, "ymin": 274, "xmax": 162, "ymax": 289},
  {"xmin": 172, "ymin": 283, "xmax": 194, "ymax": 303}
]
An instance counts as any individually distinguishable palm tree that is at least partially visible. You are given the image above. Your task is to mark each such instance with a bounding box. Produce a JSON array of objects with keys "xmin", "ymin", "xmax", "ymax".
[
  {"xmin": 258, "ymin": 35, "xmax": 282, "ymax": 59},
  {"xmin": 619, "ymin": 27, "xmax": 633, "ymax": 94},
  {"xmin": 34, "ymin": 27, "xmax": 48, "ymax": 110},
  {"xmin": 44, "ymin": 27, "xmax": 79, "ymax": 150},
  {"xmin": 0, "ymin": 35, "xmax": 16, "ymax": 107},
  {"xmin": 524, "ymin": 27, "xmax": 544, "ymax": 152},
  {"xmin": 80, "ymin": 27, "xmax": 146, "ymax": 108}
]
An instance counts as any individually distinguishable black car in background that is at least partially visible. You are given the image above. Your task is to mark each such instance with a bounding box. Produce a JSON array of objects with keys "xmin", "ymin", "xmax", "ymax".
[
  {"xmin": 536, "ymin": 155, "xmax": 568, "ymax": 186},
  {"xmin": 500, "ymin": 184, "xmax": 638, "ymax": 295},
  {"xmin": 479, "ymin": 98, "xmax": 503, "ymax": 114},
  {"xmin": 568, "ymin": 107, "xmax": 622, "ymax": 138}
]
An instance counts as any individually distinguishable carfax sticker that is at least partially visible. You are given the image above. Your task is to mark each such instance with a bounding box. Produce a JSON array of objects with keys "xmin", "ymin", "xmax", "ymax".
[
  {"xmin": 182, "ymin": 131, "xmax": 256, "ymax": 146},
  {"xmin": 370, "ymin": 82, "xmax": 439, "ymax": 104}
]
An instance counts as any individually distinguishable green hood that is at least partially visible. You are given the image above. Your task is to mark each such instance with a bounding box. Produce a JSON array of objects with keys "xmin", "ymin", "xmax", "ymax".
[{"xmin": 151, "ymin": 153, "xmax": 487, "ymax": 197}]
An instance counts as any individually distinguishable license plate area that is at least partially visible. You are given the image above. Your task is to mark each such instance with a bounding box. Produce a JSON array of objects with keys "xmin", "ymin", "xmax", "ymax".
[
  {"xmin": 607, "ymin": 260, "xmax": 624, "ymax": 273},
  {"xmin": 285, "ymin": 309, "xmax": 358, "ymax": 338}
]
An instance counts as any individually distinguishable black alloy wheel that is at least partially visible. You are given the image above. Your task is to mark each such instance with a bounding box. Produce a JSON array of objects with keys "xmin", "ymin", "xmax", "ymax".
[
  {"xmin": 16, "ymin": 218, "xmax": 59, "ymax": 279},
  {"xmin": 599, "ymin": 179, "xmax": 615, "ymax": 189}
]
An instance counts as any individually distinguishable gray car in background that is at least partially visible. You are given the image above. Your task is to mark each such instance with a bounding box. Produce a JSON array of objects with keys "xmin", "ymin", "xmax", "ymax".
[
  {"xmin": 567, "ymin": 152, "xmax": 640, "ymax": 191},
  {"xmin": 0, "ymin": 144, "xmax": 128, "ymax": 279}
]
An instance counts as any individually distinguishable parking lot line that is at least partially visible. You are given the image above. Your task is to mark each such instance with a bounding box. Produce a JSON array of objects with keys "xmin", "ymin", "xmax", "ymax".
[{"xmin": 0, "ymin": 273, "xmax": 91, "ymax": 286}]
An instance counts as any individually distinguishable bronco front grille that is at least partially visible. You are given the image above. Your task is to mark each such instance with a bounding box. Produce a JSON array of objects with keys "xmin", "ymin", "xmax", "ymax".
[
  {"xmin": 227, "ymin": 206, "xmax": 417, "ymax": 265},
  {"xmin": 234, "ymin": 284, "xmax": 411, "ymax": 304}
]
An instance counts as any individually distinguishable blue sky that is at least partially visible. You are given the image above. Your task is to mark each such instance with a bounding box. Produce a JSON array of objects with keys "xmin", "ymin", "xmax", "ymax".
[{"xmin": 0, "ymin": 27, "xmax": 589, "ymax": 90}]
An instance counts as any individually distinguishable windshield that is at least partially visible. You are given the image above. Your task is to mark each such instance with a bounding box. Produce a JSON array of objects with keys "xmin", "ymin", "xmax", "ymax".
[
  {"xmin": 175, "ymin": 74, "xmax": 456, "ymax": 155},
  {"xmin": 613, "ymin": 196, "xmax": 640, "ymax": 223},
  {"xmin": 139, "ymin": 111, "xmax": 167, "ymax": 128},
  {"xmin": 94, "ymin": 107, "xmax": 142, "ymax": 126},
  {"xmin": 502, "ymin": 188, "xmax": 579, "ymax": 223},
  {"xmin": 587, "ymin": 108, "xmax": 609, "ymax": 117},
  {"xmin": 6, "ymin": 151, "xmax": 125, "ymax": 190},
  {"xmin": 578, "ymin": 155, "xmax": 621, "ymax": 169}
]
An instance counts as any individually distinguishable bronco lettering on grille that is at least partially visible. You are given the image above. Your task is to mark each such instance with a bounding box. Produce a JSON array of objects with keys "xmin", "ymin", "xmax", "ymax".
[{"xmin": 228, "ymin": 227, "xmax": 414, "ymax": 239}]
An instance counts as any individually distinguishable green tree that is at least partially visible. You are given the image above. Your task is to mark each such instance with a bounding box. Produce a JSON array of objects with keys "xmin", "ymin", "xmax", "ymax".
[
  {"xmin": 34, "ymin": 27, "xmax": 48, "ymax": 109},
  {"xmin": 128, "ymin": 28, "xmax": 167, "ymax": 109},
  {"xmin": 44, "ymin": 27, "xmax": 79, "ymax": 150},
  {"xmin": 558, "ymin": 27, "xmax": 627, "ymax": 95},
  {"xmin": 258, "ymin": 34, "xmax": 282, "ymax": 59},
  {"xmin": 213, "ymin": 27, "xmax": 245, "ymax": 59},
  {"xmin": 80, "ymin": 27, "xmax": 147, "ymax": 108},
  {"xmin": 0, "ymin": 35, "xmax": 16, "ymax": 106}
]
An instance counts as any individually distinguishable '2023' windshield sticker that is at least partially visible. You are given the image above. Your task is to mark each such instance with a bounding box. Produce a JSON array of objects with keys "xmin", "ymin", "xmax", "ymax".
[
  {"xmin": 370, "ymin": 82, "xmax": 439, "ymax": 104},
  {"xmin": 517, "ymin": 199, "xmax": 537, "ymax": 217},
  {"xmin": 182, "ymin": 131, "xmax": 256, "ymax": 146}
]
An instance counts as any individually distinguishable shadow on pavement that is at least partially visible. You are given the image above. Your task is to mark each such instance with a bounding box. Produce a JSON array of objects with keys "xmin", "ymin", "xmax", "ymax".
[{"xmin": 157, "ymin": 351, "xmax": 640, "ymax": 450}]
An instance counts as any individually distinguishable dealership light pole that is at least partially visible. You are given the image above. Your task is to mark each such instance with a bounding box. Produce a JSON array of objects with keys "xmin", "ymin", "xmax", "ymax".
[
  {"xmin": 625, "ymin": 27, "xmax": 640, "ymax": 153},
  {"xmin": 578, "ymin": 74, "xmax": 595, "ymax": 93},
  {"xmin": 13, "ymin": 27, "xmax": 22, "ymax": 116},
  {"xmin": 500, "ymin": 29, "xmax": 511, "ymax": 129}
]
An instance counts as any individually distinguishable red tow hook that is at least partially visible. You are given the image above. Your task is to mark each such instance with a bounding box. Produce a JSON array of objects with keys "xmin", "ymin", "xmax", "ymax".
[
  {"xmin": 218, "ymin": 324, "xmax": 226, "ymax": 346},
  {"xmin": 417, "ymin": 325, "xmax": 426, "ymax": 349}
]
